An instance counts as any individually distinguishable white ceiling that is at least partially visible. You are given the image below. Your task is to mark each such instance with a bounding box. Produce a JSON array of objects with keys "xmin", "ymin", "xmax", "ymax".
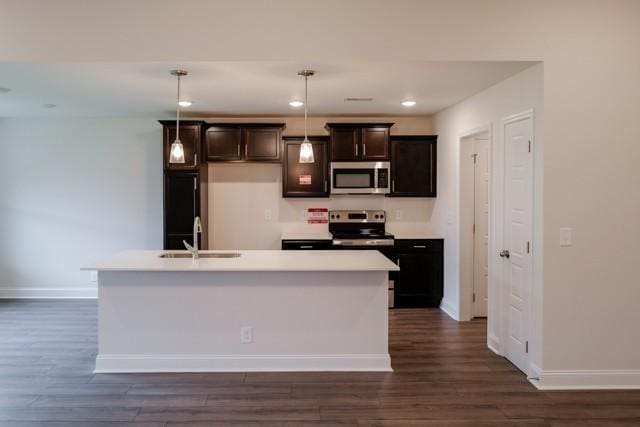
[{"xmin": 0, "ymin": 61, "xmax": 536, "ymax": 118}]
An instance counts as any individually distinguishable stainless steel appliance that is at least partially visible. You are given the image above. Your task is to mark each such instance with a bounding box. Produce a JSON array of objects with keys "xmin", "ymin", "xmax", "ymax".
[
  {"xmin": 329, "ymin": 210, "xmax": 396, "ymax": 307},
  {"xmin": 330, "ymin": 161, "xmax": 390, "ymax": 195}
]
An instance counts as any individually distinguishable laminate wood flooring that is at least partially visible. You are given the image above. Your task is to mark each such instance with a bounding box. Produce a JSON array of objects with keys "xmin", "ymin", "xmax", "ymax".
[{"xmin": 1, "ymin": 300, "xmax": 639, "ymax": 426}]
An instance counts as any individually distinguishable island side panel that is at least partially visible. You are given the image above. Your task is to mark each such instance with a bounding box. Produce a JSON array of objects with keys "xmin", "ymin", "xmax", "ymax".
[{"xmin": 96, "ymin": 270, "xmax": 390, "ymax": 372}]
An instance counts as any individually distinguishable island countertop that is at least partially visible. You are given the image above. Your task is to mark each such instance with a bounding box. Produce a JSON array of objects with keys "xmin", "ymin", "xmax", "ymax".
[{"xmin": 84, "ymin": 250, "xmax": 399, "ymax": 273}]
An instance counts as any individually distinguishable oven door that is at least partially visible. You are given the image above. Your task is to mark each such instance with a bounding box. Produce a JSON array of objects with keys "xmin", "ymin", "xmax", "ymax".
[{"xmin": 330, "ymin": 162, "xmax": 389, "ymax": 194}]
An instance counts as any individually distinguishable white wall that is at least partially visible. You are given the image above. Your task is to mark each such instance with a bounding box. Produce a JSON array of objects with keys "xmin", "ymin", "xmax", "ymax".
[
  {"xmin": 433, "ymin": 64, "xmax": 544, "ymax": 370},
  {"xmin": 0, "ymin": 118, "xmax": 163, "ymax": 297},
  {"xmin": 207, "ymin": 115, "xmax": 436, "ymax": 249}
]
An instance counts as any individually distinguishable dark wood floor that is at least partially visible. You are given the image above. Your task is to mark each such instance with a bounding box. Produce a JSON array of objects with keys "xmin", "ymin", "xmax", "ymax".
[{"xmin": 1, "ymin": 300, "xmax": 640, "ymax": 426}]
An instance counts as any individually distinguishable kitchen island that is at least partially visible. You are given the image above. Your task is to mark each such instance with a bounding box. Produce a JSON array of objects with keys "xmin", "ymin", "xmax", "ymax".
[{"xmin": 84, "ymin": 250, "xmax": 398, "ymax": 373}]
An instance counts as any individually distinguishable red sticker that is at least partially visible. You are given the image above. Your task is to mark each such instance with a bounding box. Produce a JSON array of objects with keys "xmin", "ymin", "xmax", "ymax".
[
  {"xmin": 299, "ymin": 175, "xmax": 312, "ymax": 185},
  {"xmin": 307, "ymin": 208, "xmax": 329, "ymax": 224}
]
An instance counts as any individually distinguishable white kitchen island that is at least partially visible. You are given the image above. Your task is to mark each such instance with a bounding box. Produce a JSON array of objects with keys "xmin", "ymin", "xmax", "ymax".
[{"xmin": 85, "ymin": 250, "xmax": 399, "ymax": 373}]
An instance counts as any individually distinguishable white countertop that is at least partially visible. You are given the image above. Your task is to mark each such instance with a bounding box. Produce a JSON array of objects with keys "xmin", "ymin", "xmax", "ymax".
[
  {"xmin": 280, "ymin": 232, "xmax": 332, "ymax": 241},
  {"xmin": 84, "ymin": 250, "xmax": 399, "ymax": 272},
  {"xmin": 392, "ymin": 233, "xmax": 445, "ymax": 240}
]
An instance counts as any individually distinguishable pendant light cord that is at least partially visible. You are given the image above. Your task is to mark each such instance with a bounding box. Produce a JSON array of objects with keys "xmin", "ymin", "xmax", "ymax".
[
  {"xmin": 304, "ymin": 74, "xmax": 308, "ymax": 141},
  {"xmin": 176, "ymin": 74, "xmax": 181, "ymax": 141}
]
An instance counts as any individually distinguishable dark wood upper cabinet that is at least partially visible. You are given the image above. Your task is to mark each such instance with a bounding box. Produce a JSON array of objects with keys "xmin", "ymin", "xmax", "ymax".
[
  {"xmin": 329, "ymin": 126, "xmax": 360, "ymax": 161},
  {"xmin": 282, "ymin": 136, "xmax": 329, "ymax": 197},
  {"xmin": 244, "ymin": 126, "xmax": 281, "ymax": 161},
  {"xmin": 160, "ymin": 120, "xmax": 203, "ymax": 171},
  {"xmin": 205, "ymin": 126, "xmax": 242, "ymax": 161},
  {"xmin": 326, "ymin": 123, "xmax": 393, "ymax": 161},
  {"xmin": 205, "ymin": 123, "xmax": 284, "ymax": 162},
  {"xmin": 361, "ymin": 126, "xmax": 390, "ymax": 160},
  {"xmin": 390, "ymin": 136, "xmax": 437, "ymax": 197}
]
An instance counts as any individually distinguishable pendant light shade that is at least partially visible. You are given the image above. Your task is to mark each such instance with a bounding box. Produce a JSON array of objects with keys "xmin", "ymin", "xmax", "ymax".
[
  {"xmin": 298, "ymin": 70, "xmax": 315, "ymax": 163},
  {"xmin": 169, "ymin": 69, "xmax": 188, "ymax": 164}
]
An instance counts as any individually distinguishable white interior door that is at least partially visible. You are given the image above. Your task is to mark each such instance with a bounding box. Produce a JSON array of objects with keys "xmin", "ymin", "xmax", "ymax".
[
  {"xmin": 503, "ymin": 114, "xmax": 533, "ymax": 374},
  {"xmin": 473, "ymin": 139, "xmax": 489, "ymax": 317}
]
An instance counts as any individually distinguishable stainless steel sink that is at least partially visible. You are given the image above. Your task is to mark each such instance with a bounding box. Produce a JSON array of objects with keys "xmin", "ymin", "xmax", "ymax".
[{"xmin": 159, "ymin": 252, "xmax": 241, "ymax": 259}]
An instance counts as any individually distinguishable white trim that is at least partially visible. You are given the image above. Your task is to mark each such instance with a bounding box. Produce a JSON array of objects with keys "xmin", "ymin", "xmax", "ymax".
[
  {"xmin": 487, "ymin": 333, "xmax": 501, "ymax": 355},
  {"xmin": 457, "ymin": 123, "xmax": 493, "ymax": 322},
  {"xmin": 439, "ymin": 298, "xmax": 459, "ymax": 320},
  {"xmin": 94, "ymin": 353, "xmax": 392, "ymax": 373},
  {"xmin": 0, "ymin": 286, "xmax": 97, "ymax": 299},
  {"xmin": 531, "ymin": 369, "xmax": 640, "ymax": 390}
]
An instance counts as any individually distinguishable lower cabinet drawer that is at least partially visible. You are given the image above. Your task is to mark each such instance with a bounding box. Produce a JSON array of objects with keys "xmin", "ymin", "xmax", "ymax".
[{"xmin": 281, "ymin": 240, "xmax": 331, "ymax": 250}]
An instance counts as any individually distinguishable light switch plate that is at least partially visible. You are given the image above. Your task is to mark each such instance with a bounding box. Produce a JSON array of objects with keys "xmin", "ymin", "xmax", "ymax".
[
  {"xmin": 395, "ymin": 210, "xmax": 403, "ymax": 220},
  {"xmin": 240, "ymin": 326, "xmax": 253, "ymax": 344},
  {"xmin": 264, "ymin": 209, "xmax": 272, "ymax": 221},
  {"xmin": 559, "ymin": 227, "xmax": 573, "ymax": 247},
  {"xmin": 89, "ymin": 271, "xmax": 98, "ymax": 282}
]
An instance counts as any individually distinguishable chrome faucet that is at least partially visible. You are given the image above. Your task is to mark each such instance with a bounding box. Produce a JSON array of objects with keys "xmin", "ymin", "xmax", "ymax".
[{"xmin": 183, "ymin": 216, "xmax": 202, "ymax": 260}]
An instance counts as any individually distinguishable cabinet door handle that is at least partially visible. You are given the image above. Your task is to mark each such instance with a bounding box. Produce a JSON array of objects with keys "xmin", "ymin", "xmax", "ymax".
[
  {"xmin": 300, "ymin": 245, "xmax": 313, "ymax": 249},
  {"xmin": 237, "ymin": 143, "xmax": 241, "ymax": 158},
  {"xmin": 194, "ymin": 153, "xmax": 198, "ymax": 167},
  {"xmin": 363, "ymin": 143, "xmax": 366, "ymax": 157},
  {"xmin": 413, "ymin": 245, "xmax": 427, "ymax": 249},
  {"xmin": 392, "ymin": 180, "xmax": 395, "ymax": 192},
  {"xmin": 324, "ymin": 180, "xmax": 327, "ymax": 192},
  {"xmin": 355, "ymin": 143, "xmax": 358, "ymax": 157},
  {"xmin": 244, "ymin": 143, "xmax": 248, "ymax": 158},
  {"xmin": 193, "ymin": 177, "xmax": 197, "ymax": 191}
]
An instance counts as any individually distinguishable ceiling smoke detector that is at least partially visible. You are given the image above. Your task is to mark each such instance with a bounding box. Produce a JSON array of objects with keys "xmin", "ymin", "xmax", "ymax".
[{"xmin": 344, "ymin": 97, "xmax": 374, "ymax": 102}]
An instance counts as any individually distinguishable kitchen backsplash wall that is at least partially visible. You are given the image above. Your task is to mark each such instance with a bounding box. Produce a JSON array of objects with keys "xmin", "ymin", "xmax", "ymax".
[{"xmin": 207, "ymin": 115, "xmax": 435, "ymax": 249}]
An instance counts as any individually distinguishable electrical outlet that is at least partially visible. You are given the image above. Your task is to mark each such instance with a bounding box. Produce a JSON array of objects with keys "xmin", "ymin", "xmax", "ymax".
[
  {"xmin": 89, "ymin": 271, "xmax": 98, "ymax": 282},
  {"xmin": 240, "ymin": 326, "xmax": 253, "ymax": 344},
  {"xmin": 264, "ymin": 209, "xmax": 272, "ymax": 221},
  {"xmin": 395, "ymin": 209, "xmax": 403, "ymax": 220},
  {"xmin": 559, "ymin": 227, "xmax": 573, "ymax": 247}
]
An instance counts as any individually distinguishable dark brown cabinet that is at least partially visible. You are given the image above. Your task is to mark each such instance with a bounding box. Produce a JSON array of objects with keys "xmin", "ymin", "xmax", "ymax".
[
  {"xmin": 160, "ymin": 120, "xmax": 203, "ymax": 171},
  {"xmin": 390, "ymin": 136, "xmax": 437, "ymax": 197},
  {"xmin": 205, "ymin": 126, "xmax": 242, "ymax": 161},
  {"xmin": 160, "ymin": 121, "xmax": 208, "ymax": 250},
  {"xmin": 282, "ymin": 136, "xmax": 329, "ymax": 197},
  {"xmin": 394, "ymin": 239, "xmax": 444, "ymax": 308},
  {"xmin": 205, "ymin": 123, "xmax": 284, "ymax": 162},
  {"xmin": 326, "ymin": 123, "xmax": 393, "ymax": 161},
  {"xmin": 281, "ymin": 239, "xmax": 331, "ymax": 250}
]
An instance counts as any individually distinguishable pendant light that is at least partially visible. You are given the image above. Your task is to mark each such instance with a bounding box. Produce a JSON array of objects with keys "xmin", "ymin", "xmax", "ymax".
[
  {"xmin": 169, "ymin": 69, "xmax": 188, "ymax": 164},
  {"xmin": 298, "ymin": 69, "xmax": 315, "ymax": 163}
]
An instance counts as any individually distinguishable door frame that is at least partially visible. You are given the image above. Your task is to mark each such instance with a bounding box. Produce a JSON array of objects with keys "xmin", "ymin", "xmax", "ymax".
[
  {"xmin": 500, "ymin": 109, "xmax": 535, "ymax": 377},
  {"xmin": 457, "ymin": 124, "xmax": 493, "ymax": 322}
]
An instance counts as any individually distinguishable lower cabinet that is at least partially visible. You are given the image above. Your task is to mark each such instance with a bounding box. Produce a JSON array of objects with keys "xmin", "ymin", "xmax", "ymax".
[
  {"xmin": 281, "ymin": 240, "xmax": 332, "ymax": 250},
  {"xmin": 394, "ymin": 239, "xmax": 444, "ymax": 308}
]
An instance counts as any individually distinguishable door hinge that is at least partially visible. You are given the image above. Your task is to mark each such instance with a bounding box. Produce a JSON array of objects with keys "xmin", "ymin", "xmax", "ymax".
[
  {"xmin": 525, "ymin": 341, "xmax": 529, "ymax": 353},
  {"xmin": 472, "ymin": 153, "xmax": 477, "ymax": 164},
  {"xmin": 528, "ymin": 140, "xmax": 532, "ymax": 153},
  {"xmin": 526, "ymin": 241, "xmax": 530, "ymax": 254},
  {"xmin": 472, "ymin": 293, "xmax": 476, "ymax": 303},
  {"xmin": 473, "ymin": 223, "xmax": 476, "ymax": 233}
]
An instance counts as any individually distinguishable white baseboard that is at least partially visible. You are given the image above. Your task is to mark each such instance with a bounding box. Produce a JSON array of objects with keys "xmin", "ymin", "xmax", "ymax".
[
  {"xmin": 531, "ymin": 369, "xmax": 640, "ymax": 390},
  {"xmin": 487, "ymin": 333, "xmax": 501, "ymax": 355},
  {"xmin": 94, "ymin": 353, "xmax": 393, "ymax": 373},
  {"xmin": 0, "ymin": 286, "xmax": 97, "ymax": 299},
  {"xmin": 439, "ymin": 298, "xmax": 459, "ymax": 320}
]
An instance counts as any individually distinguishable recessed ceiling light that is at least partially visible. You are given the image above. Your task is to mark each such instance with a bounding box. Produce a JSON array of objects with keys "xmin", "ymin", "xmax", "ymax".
[
  {"xmin": 178, "ymin": 100, "xmax": 193, "ymax": 107},
  {"xmin": 289, "ymin": 100, "xmax": 304, "ymax": 108},
  {"xmin": 0, "ymin": 87, "xmax": 11, "ymax": 93},
  {"xmin": 401, "ymin": 100, "xmax": 417, "ymax": 107},
  {"xmin": 43, "ymin": 103, "xmax": 57, "ymax": 108}
]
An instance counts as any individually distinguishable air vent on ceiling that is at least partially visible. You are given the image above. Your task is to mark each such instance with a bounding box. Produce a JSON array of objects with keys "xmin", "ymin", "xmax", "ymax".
[{"xmin": 344, "ymin": 97, "xmax": 374, "ymax": 102}]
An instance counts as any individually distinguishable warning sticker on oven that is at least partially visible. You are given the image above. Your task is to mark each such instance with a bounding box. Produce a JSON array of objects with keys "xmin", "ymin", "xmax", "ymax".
[
  {"xmin": 299, "ymin": 175, "xmax": 312, "ymax": 185},
  {"xmin": 307, "ymin": 208, "xmax": 328, "ymax": 224}
]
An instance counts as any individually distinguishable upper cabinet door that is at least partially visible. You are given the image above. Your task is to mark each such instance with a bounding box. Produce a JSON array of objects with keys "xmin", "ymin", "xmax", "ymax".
[
  {"xmin": 361, "ymin": 127, "xmax": 390, "ymax": 160},
  {"xmin": 330, "ymin": 127, "xmax": 360, "ymax": 161},
  {"xmin": 391, "ymin": 136, "xmax": 437, "ymax": 197},
  {"xmin": 243, "ymin": 127, "xmax": 282, "ymax": 161},
  {"xmin": 283, "ymin": 137, "xmax": 328, "ymax": 197},
  {"xmin": 162, "ymin": 122, "xmax": 202, "ymax": 170},
  {"xmin": 205, "ymin": 126, "xmax": 242, "ymax": 161}
]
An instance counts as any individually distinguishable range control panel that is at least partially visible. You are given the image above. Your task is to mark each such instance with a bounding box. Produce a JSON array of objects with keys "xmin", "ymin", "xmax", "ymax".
[{"xmin": 329, "ymin": 210, "xmax": 386, "ymax": 223}]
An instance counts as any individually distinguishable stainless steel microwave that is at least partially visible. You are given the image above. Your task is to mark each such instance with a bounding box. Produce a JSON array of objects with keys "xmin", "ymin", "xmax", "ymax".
[{"xmin": 330, "ymin": 161, "xmax": 391, "ymax": 194}]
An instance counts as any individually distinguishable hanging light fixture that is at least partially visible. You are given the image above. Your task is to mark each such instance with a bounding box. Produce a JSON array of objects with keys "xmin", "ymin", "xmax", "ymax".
[
  {"xmin": 169, "ymin": 69, "xmax": 188, "ymax": 163},
  {"xmin": 298, "ymin": 69, "xmax": 315, "ymax": 163}
]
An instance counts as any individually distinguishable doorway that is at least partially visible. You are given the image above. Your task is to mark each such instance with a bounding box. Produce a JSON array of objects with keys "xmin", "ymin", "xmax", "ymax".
[{"xmin": 460, "ymin": 129, "xmax": 490, "ymax": 320}]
